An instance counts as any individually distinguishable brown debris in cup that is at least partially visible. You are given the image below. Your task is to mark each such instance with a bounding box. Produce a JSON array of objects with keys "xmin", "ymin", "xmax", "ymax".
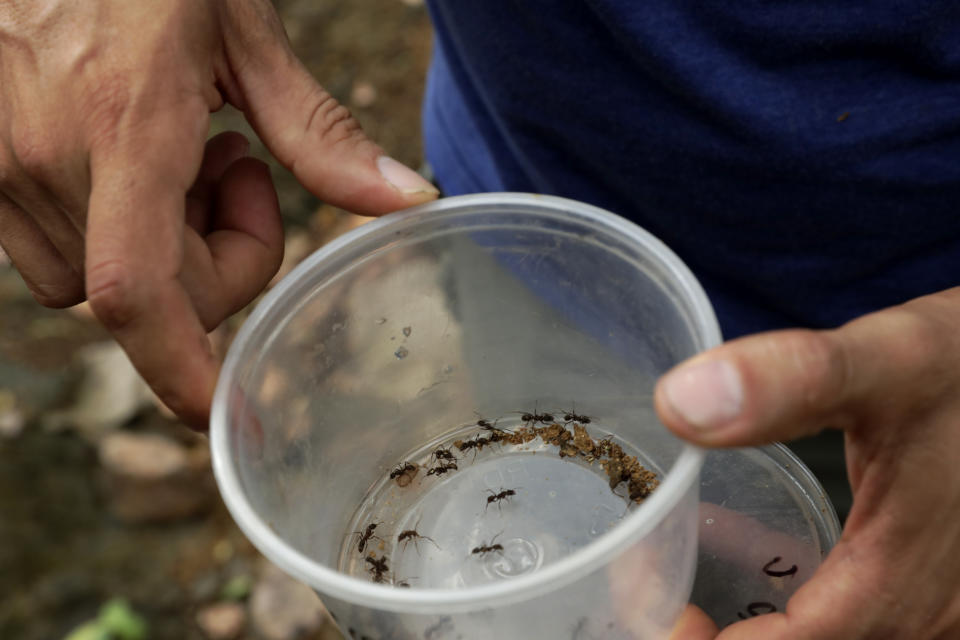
[{"xmin": 499, "ymin": 419, "xmax": 660, "ymax": 504}]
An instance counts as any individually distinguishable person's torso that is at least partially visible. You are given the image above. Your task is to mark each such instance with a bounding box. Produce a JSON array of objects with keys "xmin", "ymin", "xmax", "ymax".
[{"xmin": 422, "ymin": 0, "xmax": 960, "ymax": 337}]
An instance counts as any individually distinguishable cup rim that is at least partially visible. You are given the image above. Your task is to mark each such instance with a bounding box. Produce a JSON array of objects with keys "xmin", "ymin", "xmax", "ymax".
[{"xmin": 211, "ymin": 192, "xmax": 721, "ymax": 613}]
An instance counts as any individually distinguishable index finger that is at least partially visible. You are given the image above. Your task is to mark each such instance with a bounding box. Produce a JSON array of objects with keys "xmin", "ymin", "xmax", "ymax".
[{"xmin": 85, "ymin": 103, "xmax": 215, "ymax": 428}]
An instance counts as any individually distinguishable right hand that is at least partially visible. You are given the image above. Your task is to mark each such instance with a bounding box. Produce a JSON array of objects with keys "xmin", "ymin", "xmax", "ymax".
[{"xmin": 0, "ymin": 0, "xmax": 438, "ymax": 427}]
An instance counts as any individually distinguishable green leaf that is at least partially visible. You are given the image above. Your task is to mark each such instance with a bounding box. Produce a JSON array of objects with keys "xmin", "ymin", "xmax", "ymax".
[
  {"xmin": 63, "ymin": 621, "xmax": 110, "ymax": 640},
  {"xmin": 98, "ymin": 598, "xmax": 147, "ymax": 640},
  {"xmin": 220, "ymin": 575, "xmax": 253, "ymax": 601}
]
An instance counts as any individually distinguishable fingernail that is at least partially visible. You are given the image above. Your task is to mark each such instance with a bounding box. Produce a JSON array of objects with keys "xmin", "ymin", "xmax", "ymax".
[
  {"xmin": 377, "ymin": 156, "xmax": 439, "ymax": 195},
  {"xmin": 662, "ymin": 359, "xmax": 743, "ymax": 430}
]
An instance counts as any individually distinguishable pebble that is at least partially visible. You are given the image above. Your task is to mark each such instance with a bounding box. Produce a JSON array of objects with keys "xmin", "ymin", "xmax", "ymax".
[
  {"xmin": 0, "ymin": 407, "xmax": 24, "ymax": 439},
  {"xmin": 350, "ymin": 81, "xmax": 378, "ymax": 108},
  {"xmin": 250, "ymin": 562, "xmax": 334, "ymax": 640},
  {"xmin": 196, "ymin": 602, "xmax": 246, "ymax": 640},
  {"xmin": 98, "ymin": 431, "xmax": 215, "ymax": 524},
  {"xmin": 43, "ymin": 341, "xmax": 155, "ymax": 439}
]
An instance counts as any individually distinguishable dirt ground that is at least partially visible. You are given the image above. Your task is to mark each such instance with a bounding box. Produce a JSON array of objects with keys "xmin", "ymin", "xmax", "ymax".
[{"xmin": 0, "ymin": 2, "xmax": 433, "ymax": 638}]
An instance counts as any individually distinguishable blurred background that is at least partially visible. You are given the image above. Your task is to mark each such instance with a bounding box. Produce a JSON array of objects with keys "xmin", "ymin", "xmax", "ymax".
[{"xmin": 0, "ymin": 1, "xmax": 432, "ymax": 638}]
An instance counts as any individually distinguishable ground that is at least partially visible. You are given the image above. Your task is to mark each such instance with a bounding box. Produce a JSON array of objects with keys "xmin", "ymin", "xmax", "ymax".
[{"xmin": 0, "ymin": 1, "xmax": 433, "ymax": 638}]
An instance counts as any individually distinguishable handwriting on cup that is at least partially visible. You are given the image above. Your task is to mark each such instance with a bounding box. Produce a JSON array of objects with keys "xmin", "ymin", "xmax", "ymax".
[{"xmin": 734, "ymin": 556, "xmax": 800, "ymax": 620}]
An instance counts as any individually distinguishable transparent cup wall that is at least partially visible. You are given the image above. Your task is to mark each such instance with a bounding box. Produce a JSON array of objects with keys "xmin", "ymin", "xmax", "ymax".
[{"xmin": 215, "ymin": 196, "xmax": 720, "ymax": 639}]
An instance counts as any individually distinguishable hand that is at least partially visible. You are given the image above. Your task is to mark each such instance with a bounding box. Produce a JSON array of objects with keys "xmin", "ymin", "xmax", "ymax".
[
  {"xmin": 0, "ymin": 1, "xmax": 438, "ymax": 428},
  {"xmin": 655, "ymin": 288, "xmax": 960, "ymax": 639}
]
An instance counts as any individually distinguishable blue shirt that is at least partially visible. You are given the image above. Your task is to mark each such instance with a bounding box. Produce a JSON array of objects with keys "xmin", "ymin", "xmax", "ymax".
[{"xmin": 422, "ymin": 1, "xmax": 960, "ymax": 339}]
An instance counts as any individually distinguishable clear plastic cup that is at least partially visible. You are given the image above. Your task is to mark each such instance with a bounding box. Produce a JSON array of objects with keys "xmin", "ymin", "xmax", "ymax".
[{"xmin": 211, "ymin": 193, "xmax": 722, "ymax": 639}]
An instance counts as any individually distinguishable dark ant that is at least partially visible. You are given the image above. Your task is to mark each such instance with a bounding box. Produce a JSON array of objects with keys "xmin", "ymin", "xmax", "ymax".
[
  {"xmin": 484, "ymin": 487, "xmax": 517, "ymax": 513},
  {"xmin": 426, "ymin": 461, "xmax": 458, "ymax": 477},
  {"xmin": 595, "ymin": 434, "xmax": 616, "ymax": 456},
  {"xmin": 471, "ymin": 533, "xmax": 504, "ymax": 556},
  {"xmin": 486, "ymin": 430, "xmax": 508, "ymax": 444},
  {"xmin": 397, "ymin": 517, "xmax": 440, "ymax": 553},
  {"xmin": 475, "ymin": 413, "xmax": 509, "ymax": 433},
  {"xmin": 562, "ymin": 405, "xmax": 592, "ymax": 425},
  {"xmin": 430, "ymin": 446, "xmax": 457, "ymax": 463},
  {"xmin": 456, "ymin": 438, "xmax": 477, "ymax": 453},
  {"xmin": 365, "ymin": 555, "xmax": 390, "ymax": 583},
  {"xmin": 520, "ymin": 403, "xmax": 554, "ymax": 425},
  {"xmin": 456, "ymin": 435, "xmax": 490, "ymax": 459},
  {"xmin": 351, "ymin": 523, "xmax": 383, "ymax": 553},
  {"xmin": 389, "ymin": 462, "xmax": 419, "ymax": 487},
  {"xmin": 394, "ymin": 578, "xmax": 414, "ymax": 588},
  {"xmin": 390, "ymin": 462, "xmax": 417, "ymax": 479}
]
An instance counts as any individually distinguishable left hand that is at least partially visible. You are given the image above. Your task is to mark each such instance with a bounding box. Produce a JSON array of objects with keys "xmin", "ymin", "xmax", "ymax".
[{"xmin": 655, "ymin": 287, "xmax": 960, "ymax": 639}]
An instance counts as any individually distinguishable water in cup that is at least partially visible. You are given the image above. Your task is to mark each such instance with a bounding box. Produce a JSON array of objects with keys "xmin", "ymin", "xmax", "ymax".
[{"xmin": 338, "ymin": 415, "xmax": 661, "ymax": 590}]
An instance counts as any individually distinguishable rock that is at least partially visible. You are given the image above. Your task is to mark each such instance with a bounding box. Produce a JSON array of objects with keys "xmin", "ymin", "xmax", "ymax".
[
  {"xmin": 250, "ymin": 562, "xmax": 335, "ymax": 640},
  {"xmin": 191, "ymin": 573, "xmax": 222, "ymax": 603},
  {"xmin": 196, "ymin": 602, "xmax": 246, "ymax": 640},
  {"xmin": 350, "ymin": 81, "xmax": 377, "ymax": 108},
  {"xmin": 43, "ymin": 341, "xmax": 155, "ymax": 440},
  {"xmin": 0, "ymin": 388, "xmax": 24, "ymax": 438},
  {"xmin": 98, "ymin": 431, "xmax": 215, "ymax": 524}
]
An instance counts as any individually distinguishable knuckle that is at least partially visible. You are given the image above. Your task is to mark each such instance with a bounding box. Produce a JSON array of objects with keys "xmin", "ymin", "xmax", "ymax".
[
  {"xmin": 86, "ymin": 259, "xmax": 140, "ymax": 331},
  {"xmin": 9, "ymin": 120, "xmax": 57, "ymax": 180}
]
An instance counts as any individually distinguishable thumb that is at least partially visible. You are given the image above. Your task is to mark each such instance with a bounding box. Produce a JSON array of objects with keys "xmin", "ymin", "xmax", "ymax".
[
  {"xmin": 653, "ymin": 306, "xmax": 945, "ymax": 447},
  {"xmin": 218, "ymin": 1, "xmax": 438, "ymax": 216}
]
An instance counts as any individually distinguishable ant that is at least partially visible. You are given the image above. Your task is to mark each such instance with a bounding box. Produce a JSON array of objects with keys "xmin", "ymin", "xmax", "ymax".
[
  {"xmin": 486, "ymin": 429, "xmax": 508, "ymax": 445},
  {"xmin": 484, "ymin": 487, "xmax": 518, "ymax": 513},
  {"xmin": 390, "ymin": 462, "xmax": 417, "ymax": 479},
  {"xmin": 520, "ymin": 403, "xmax": 554, "ymax": 425},
  {"xmin": 457, "ymin": 435, "xmax": 490, "ymax": 459},
  {"xmin": 397, "ymin": 517, "xmax": 440, "ymax": 553},
  {"xmin": 475, "ymin": 413, "xmax": 509, "ymax": 433},
  {"xmin": 595, "ymin": 434, "xmax": 616, "ymax": 456},
  {"xmin": 394, "ymin": 578, "xmax": 414, "ymax": 588},
  {"xmin": 389, "ymin": 462, "xmax": 419, "ymax": 487},
  {"xmin": 430, "ymin": 446, "xmax": 457, "ymax": 463},
  {"xmin": 562, "ymin": 404, "xmax": 592, "ymax": 425},
  {"xmin": 365, "ymin": 555, "xmax": 390, "ymax": 583},
  {"xmin": 456, "ymin": 438, "xmax": 477, "ymax": 453},
  {"xmin": 471, "ymin": 533, "xmax": 504, "ymax": 556},
  {"xmin": 426, "ymin": 461, "xmax": 458, "ymax": 477},
  {"xmin": 351, "ymin": 523, "xmax": 383, "ymax": 554}
]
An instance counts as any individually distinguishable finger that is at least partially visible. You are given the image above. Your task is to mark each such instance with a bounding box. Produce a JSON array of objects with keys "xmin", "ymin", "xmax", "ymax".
[
  {"xmin": 180, "ymin": 156, "xmax": 283, "ymax": 330},
  {"xmin": 0, "ymin": 192, "xmax": 84, "ymax": 307},
  {"xmin": 711, "ymin": 542, "xmax": 884, "ymax": 640},
  {"xmin": 669, "ymin": 605, "xmax": 719, "ymax": 640},
  {"xmin": 653, "ymin": 298, "xmax": 958, "ymax": 447},
  {"xmin": 219, "ymin": 0, "xmax": 438, "ymax": 216},
  {"xmin": 85, "ymin": 102, "xmax": 216, "ymax": 428},
  {"xmin": 185, "ymin": 131, "xmax": 250, "ymax": 235},
  {"xmin": 2, "ymin": 178, "xmax": 87, "ymax": 271}
]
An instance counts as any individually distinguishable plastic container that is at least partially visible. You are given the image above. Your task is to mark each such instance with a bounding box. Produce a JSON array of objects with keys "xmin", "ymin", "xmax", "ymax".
[
  {"xmin": 211, "ymin": 193, "xmax": 722, "ymax": 639},
  {"xmin": 691, "ymin": 444, "xmax": 841, "ymax": 628}
]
